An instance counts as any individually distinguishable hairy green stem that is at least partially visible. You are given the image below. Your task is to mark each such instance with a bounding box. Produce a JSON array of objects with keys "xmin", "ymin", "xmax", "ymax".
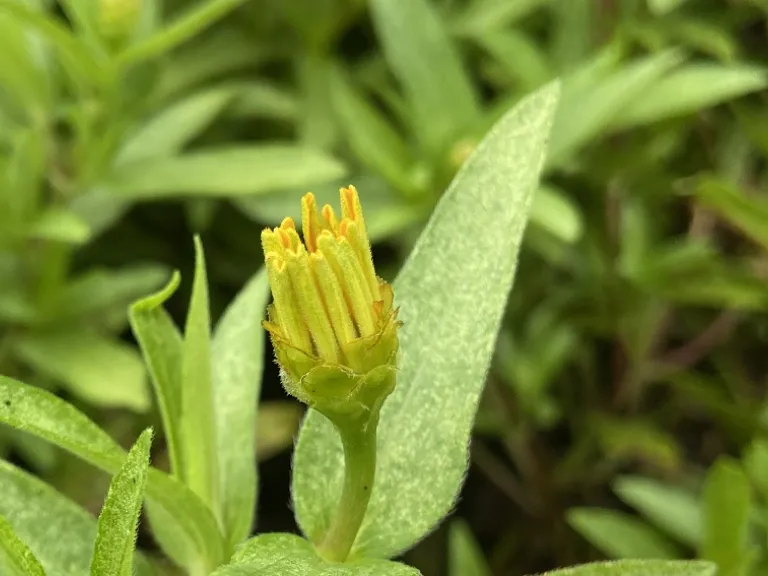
[{"xmin": 317, "ymin": 412, "xmax": 379, "ymax": 563}]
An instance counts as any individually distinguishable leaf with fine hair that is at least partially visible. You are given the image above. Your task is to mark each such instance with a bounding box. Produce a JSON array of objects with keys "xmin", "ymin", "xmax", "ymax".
[
  {"xmin": 105, "ymin": 146, "xmax": 347, "ymax": 199},
  {"xmin": 532, "ymin": 560, "xmax": 716, "ymax": 576},
  {"xmin": 90, "ymin": 429, "xmax": 152, "ymax": 576},
  {"xmin": 0, "ymin": 461, "xmax": 153, "ymax": 576},
  {"xmin": 292, "ymin": 82, "xmax": 560, "ymax": 559},
  {"xmin": 0, "ymin": 375, "xmax": 225, "ymax": 572},
  {"xmin": 212, "ymin": 268, "xmax": 270, "ymax": 550},
  {"xmin": 211, "ymin": 533, "xmax": 421, "ymax": 575},
  {"xmin": 181, "ymin": 238, "xmax": 219, "ymax": 515},
  {"xmin": 0, "ymin": 513, "xmax": 45, "ymax": 576}
]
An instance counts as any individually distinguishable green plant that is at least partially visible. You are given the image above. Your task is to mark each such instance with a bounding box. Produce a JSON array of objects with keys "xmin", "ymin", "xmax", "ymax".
[
  {"xmin": 0, "ymin": 79, "xmax": 715, "ymax": 576},
  {"xmin": 4, "ymin": 0, "xmax": 768, "ymax": 574}
]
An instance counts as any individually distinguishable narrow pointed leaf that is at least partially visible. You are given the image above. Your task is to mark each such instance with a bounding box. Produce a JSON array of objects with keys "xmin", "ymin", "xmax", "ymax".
[
  {"xmin": 212, "ymin": 269, "xmax": 270, "ymax": 550},
  {"xmin": 90, "ymin": 429, "xmax": 152, "ymax": 576},
  {"xmin": 700, "ymin": 458, "xmax": 752, "ymax": 574},
  {"xmin": 118, "ymin": 86, "xmax": 239, "ymax": 164},
  {"xmin": 105, "ymin": 146, "xmax": 346, "ymax": 199},
  {"xmin": 533, "ymin": 560, "xmax": 717, "ymax": 576},
  {"xmin": 613, "ymin": 476, "xmax": 702, "ymax": 548},
  {"xmin": 0, "ymin": 513, "xmax": 45, "ymax": 576},
  {"xmin": 292, "ymin": 82, "xmax": 560, "ymax": 559},
  {"xmin": 118, "ymin": 0, "xmax": 251, "ymax": 65},
  {"xmin": 182, "ymin": 237, "xmax": 219, "ymax": 515},
  {"xmin": 369, "ymin": 0, "xmax": 480, "ymax": 156},
  {"xmin": 568, "ymin": 508, "xmax": 681, "ymax": 559},
  {"xmin": 0, "ymin": 461, "xmax": 153, "ymax": 576},
  {"xmin": 130, "ymin": 271, "xmax": 184, "ymax": 477},
  {"xmin": 211, "ymin": 533, "xmax": 421, "ymax": 575},
  {"xmin": 0, "ymin": 375, "xmax": 225, "ymax": 571}
]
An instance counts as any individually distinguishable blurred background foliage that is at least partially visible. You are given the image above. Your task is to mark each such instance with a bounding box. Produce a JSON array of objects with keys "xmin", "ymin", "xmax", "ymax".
[{"xmin": 1, "ymin": 0, "xmax": 768, "ymax": 574}]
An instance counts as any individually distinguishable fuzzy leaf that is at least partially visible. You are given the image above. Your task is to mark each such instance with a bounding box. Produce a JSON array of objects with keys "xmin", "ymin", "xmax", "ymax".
[
  {"xmin": 211, "ymin": 533, "xmax": 421, "ymax": 575},
  {"xmin": 181, "ymin": 238, "xmax": 219, "ymax": 514},
  {"xmin": 568, "ymin": 508, "xmax": 681, "ymax": 559},
  {"xmin": 292, "ymin": 82, "xmax": 560, "ymax": 558},
  {"xmin": 105, "ymin": 146, "xmax": 346, "ymax": 199},
  {"xmin": 533, "ymin": 560, "xmax": 717, "ymax": 576},
  {"xmin": 700, "ymin": 458, "xmax": 752, "ymax": 575},
  {"xmin": 212, "ymin": 268, "xmax": 269, "ymax": 550},
  {"xmin": 369, "ymin": 0, "xmax": 480, "ymax": 156},
  {"xmin": 0, "ymin": 513, "xmax": 45, "ymax": 576},
  {"xmin": 14, "ymin": 329, "xmax": 150, "ymax": 412},
  {"xmin": 0, "ymin": 375, "xmax": 225, "ymax": 571},
  {"xmin": 90, "ymin": 429, "xmax": 152, "ymax": 576}
]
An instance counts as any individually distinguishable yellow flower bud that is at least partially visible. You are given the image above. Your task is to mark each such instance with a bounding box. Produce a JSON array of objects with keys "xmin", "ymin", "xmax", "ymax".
[{"xmin": 262, "ymin": 186, "xmax": 400, "ymax": 417}]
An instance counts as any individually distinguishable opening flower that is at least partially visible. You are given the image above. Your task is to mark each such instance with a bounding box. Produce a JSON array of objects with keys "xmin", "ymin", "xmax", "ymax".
[{"xmin": 261, "ymin": 186, "xmax": 399, "ymax": 415}]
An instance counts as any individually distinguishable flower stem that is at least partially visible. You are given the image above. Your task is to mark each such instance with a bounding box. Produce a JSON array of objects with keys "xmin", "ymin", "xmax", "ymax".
[{"xmin": 317, "ymin": 412, "xmax": 379, "ymax": 563}]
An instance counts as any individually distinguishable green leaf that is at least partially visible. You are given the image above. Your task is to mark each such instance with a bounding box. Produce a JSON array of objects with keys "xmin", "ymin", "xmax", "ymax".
[
  {"xmin": 57, "ymin": 264, "xmax": 169, "ymax": 330},
  {"xmin": 14, "ymin": 329, "xmax": 151, "ymax": 412},
  {"xmin": 0, "ymin": 460, "xmax": 153, "ymax": 576},
  {"xmin": 27, "ymin": 208, "xmax": 91, "ymax": 245},
  {"xmin": 212, "ymin": 533, "xmax": 421, "ymax": 575},
  {"xmin": 105, "ymin": 146, "xmax": 347, "ymax": 199},
  {"xmin": 612, "ymin": 64, "xmax": 768, "ymax": 129},
  {"xmin": 329, "ymin": 68, "xmax": 413, "ymax": 192},
  {"xmin": 567, "ymin": 508, "xmax": 682, "ymax": 559},
  {"xmin": 594, "ymin": 418, "xmax": 682, "ymax": 472},
  {"xmin": 117, "ymin": 0, "xmax": 251, "ymax": 65},
  {"xmin": 530, "ymin": 185, "xmax": 583, "ymax": 243},
  {"xmin": 474, "ymin": 29, "xmax": 553, "ymax": 92},
  {"xmin": 181, "ymin": 238, "xmax": 219, "ymax": 515},
  {"xmin": 695, "ymin": 178, "xmax": 768, "ymax": 252},
  {"xmin": 744, "ymin": 439, "xmax": 768, "ymax": 500},
  {"xmin": 118, "ymin": 86, "xmax": 239, "ymax": 164},
  {"xmin": 647, "ymin": 0, "xmax": 690, "ymax": 16},
  {"xmin": 228, "ymin": 81, "xmax": 299, "ymax": 121},
  {"xmin": 90, "ymin": 429, "xmax": 152, "ymax": 576},
  {"xmin": 700, "ymin": 458, "xmax": 752, "ymax": 575},
  {"xmin": 453, "ymin": 0, "xmax": 550, "ymax": 36},
  {"xmin": 129, "ymin": 272, "xmax": 184, "ymax": 477},
  {"xmin": 0, "ymin": 375, "xmax": 225, "ymax": 572},
  {"xmin": 631, "ymin": 241, "xmax": 768, "ymax": 310},
  {"xmin": 0, "ymin": 513, "xmax": 45, "ymax": 576},
  {"xmin": 0, "ymin": 7, "xmax": 52, "ymax": 120},
  {"xmin": 613, "ymin": 476, "xmax": 702, "ymax": 548},
  {"xmin": 297, "ymin": 55, "xmax": 338, "ymax": 150},
  {"xmin": 549, "ymin": 49, "xmax": 683, "ymax": 165},
  {"xmin": 212, "ymin": 269, "xmax": 269, "ymax": 550},
  {"xmin": 370, "ymin": 0, "xmax": 480, "ymax": 156},
  {"xmin": 57, "ymin": 0, "xmax": 100, "ymax": 47},
  {"xmin": 293, "ymin": 82, "xmax": 560, "ymax": 559},
  {"xmin": 448, "ymin": 520, "xmax": 491, "ymax": 576},
  {"xmin": 0, "ymin": 460, "xmax": 94, "ymax": 576},
  {"xmin": 551, "ymin": 0, "xmax": 594, "ymax": 71},
  {"xmin": 0, "ymin": 1, "xmax": 104, "ymax": 89},
  {"xmin": 533, "ymin": 560, "xmax": 717, "ymax": 576}
]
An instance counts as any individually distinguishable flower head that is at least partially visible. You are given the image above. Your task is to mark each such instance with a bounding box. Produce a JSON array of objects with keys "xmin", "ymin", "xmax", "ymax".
[{"xmin": 262, "ymin": 186, "xmax": 399, "ymax": 416}]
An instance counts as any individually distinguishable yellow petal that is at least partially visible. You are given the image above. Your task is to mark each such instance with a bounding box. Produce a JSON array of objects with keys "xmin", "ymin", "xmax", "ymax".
[
  {"xmin": 285, "ymin": 247, "xmax": 339, "ymax": 363},
  {"xmin": 310, "ymin": 251, "xmax": 357, "ymax": 346},
  {"xmin": 340, "ymin": 219, "xmax": 380, "ymax": 301},
  {"xmin": 318, "ymin": 232, "xmax": 376, "ymax": 338},
  {"xmin": 264, "ymin": 254, "xmax": 312, "ymax": 354},
  {"xmin": 340, "ymin": 185, "xmax": 367, "ymax": 239},
  {"xmin": 301, "ymin": 193, "xmax": 322, "ymax": 252}
]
